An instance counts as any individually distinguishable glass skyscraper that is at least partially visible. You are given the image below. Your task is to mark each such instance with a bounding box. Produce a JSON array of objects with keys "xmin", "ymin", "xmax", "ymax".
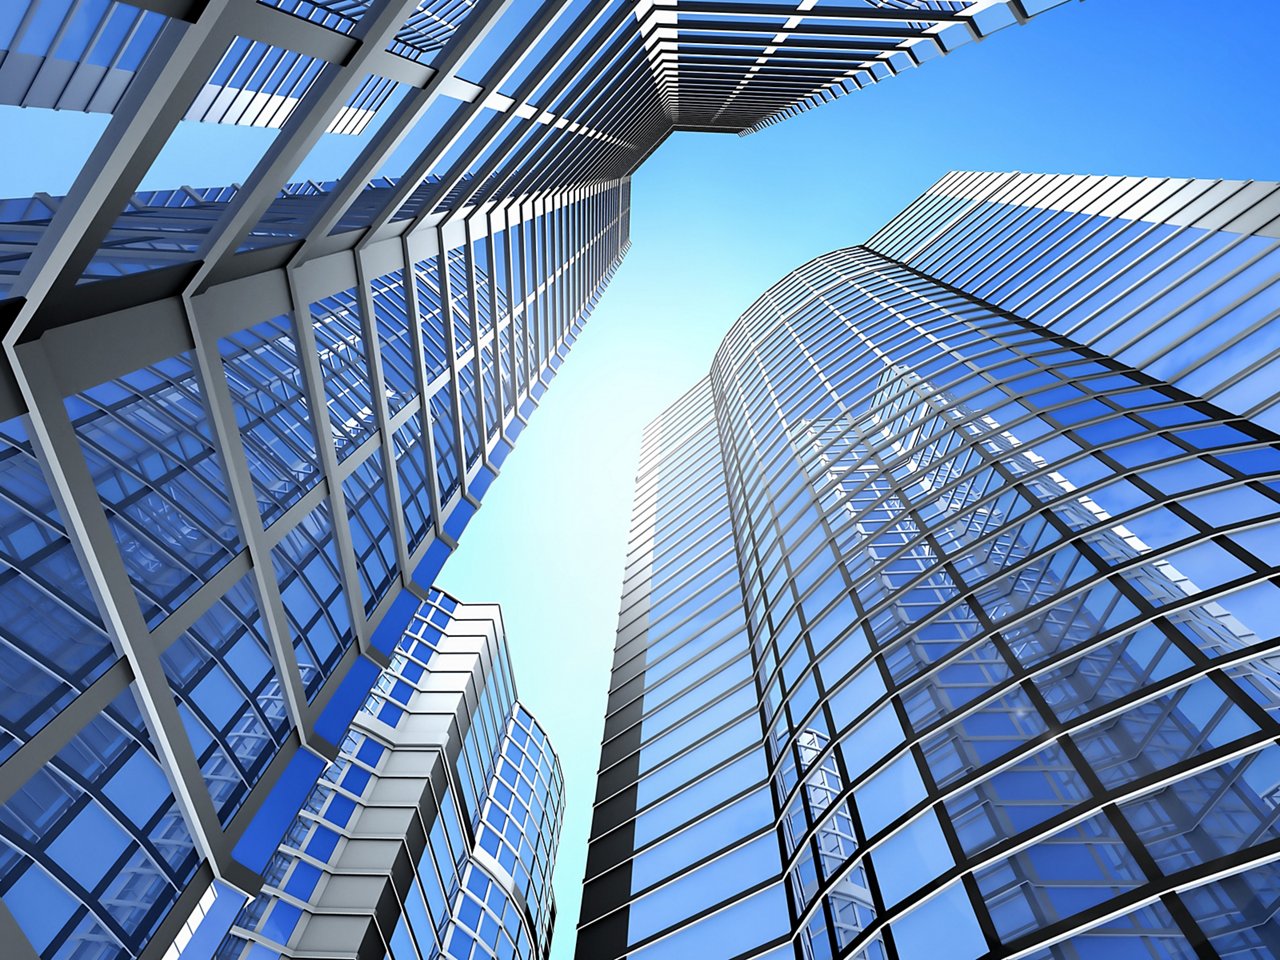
[
  {"xmin": 579, "ymin": 170, "xmax": 1280, "ymax": 960},
  {"xmin": 206, "ymin": 592, "xmax": 564, "ymax": 960},
  {"xmin": 0, "ymin": 2, "xmax": 1076, "ymax": 958}
]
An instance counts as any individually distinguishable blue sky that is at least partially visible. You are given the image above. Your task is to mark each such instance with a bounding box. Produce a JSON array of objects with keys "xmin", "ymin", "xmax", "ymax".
[{"xmin": 3, "ymin": 1, "xmax": 1278, "ymax": 957}]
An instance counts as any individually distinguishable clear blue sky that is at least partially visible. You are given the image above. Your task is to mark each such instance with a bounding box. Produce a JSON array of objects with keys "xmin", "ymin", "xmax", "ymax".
[{"xmin": 3, "ymin": 2, "xmax": 1278, "ymax": 958}]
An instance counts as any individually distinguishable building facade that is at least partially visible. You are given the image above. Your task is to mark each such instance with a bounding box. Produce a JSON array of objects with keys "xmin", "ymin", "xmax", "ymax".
[
  {"xmin": 3, "ymin": 587, "xmax": 566, "ymax": 960},
  {"xmin": 206, "ymin": 592, "xmax": 564, "ymax": 960},
  {"xmin": 579, "ymin": 171, "xmax": 1280, "ymax": 960},
  {"xmin": 0, "ymin": 2, "xmax": 1074, "ymax": 958}
]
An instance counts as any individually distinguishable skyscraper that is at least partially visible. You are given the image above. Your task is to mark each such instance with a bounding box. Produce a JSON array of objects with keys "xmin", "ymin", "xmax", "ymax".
[
  {"xmin": 0, "ymin": 3, "xmax": 1077, "ymax": 958},
  {"xmin": 579, "ymin": 170, "xmax": 1280, "ymax": 960},
  {"xmin": 205, "ymin": 592, "xmax": 565, "ymax": 960}
]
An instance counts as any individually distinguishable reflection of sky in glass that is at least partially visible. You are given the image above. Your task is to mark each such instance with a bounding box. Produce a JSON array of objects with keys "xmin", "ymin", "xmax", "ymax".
[{"xmin": 584, "ymin": 236, "xmax": 1280, "ymax": 960}]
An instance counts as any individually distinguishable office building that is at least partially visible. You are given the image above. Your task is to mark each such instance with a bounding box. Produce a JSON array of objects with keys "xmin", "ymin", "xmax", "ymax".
[
  {"xmin": 579, "ymin": 170, "xmax": 1280, "ymax": 960},
  {"xmin": 204, "ymin": 592, "xmax": 564, "ymax": 960},
  {"xmin": 0, "ymin": 2, "xmax": 1073, "ymax": 958}
]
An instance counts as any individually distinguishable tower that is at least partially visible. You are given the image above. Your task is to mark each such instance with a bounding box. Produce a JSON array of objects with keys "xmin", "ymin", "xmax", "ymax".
[{"xmin": 580, "ymin": 171, "xmax": 1280, "ymax": 960}]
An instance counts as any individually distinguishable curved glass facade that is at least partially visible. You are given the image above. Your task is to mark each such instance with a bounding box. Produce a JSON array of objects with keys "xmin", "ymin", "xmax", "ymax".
[
  {"xmin": 0, "ymin": 686, "xmax": 201, "ymax": 960},
  {"xmin": 580, "ymin": 172, "xmax": 1280, "ymax": 960}
]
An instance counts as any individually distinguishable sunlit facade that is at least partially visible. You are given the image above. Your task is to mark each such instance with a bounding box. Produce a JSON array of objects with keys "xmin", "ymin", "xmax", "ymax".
[
  {"xmin": 0, "ymin": 2, "xmax": 1076, "ymax": 958},
  {"xmin": 579, "ymin": 171, "xmax": 1280, "ymax": 960},
  {"xmin": 208, "ymin": 593, "xmax": 564, "ymax": 960}
]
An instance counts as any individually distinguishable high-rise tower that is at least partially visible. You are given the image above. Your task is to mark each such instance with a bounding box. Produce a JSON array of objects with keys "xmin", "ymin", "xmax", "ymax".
[
  {"xmin": 208, "ymin": 593, "xmax": 565, "ymax": 960},
  {"xmin": 579, "ymin": 171, "xmax": 1280, "ymax": 960}
]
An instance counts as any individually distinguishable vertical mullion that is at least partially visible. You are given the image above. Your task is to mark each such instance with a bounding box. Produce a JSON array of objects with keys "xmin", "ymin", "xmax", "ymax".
[
  {"xmin": 354, "ymin": 248, "xmax": 414, "ymax": 583},
  {"xmin": 183, "ymin": 294, "xmax": 315, "ymax": 747},
  {"xmin": 284, "ymin": 265, "xmax": 384, "ymax": 665}
]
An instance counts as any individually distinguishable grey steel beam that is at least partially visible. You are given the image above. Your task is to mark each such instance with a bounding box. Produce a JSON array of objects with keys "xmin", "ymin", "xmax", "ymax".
[
  {"xmin": 407, "ymin": 1, "xmax": 626, "ymax": 232},
  {"xmin": 5, "ymin": 3, "xmax": 237, "ymax": 332},
  {"xmin": 441, "ymin": 11, "xmax": 654, "ymax": 200},
  {"xmin": 466, "ymin": 52, "xmax": 654, "ymax": 210},
  {"xmin": 9, "ymin": 337, "xmax": 260, "ymax": 894},
  {"xmin": 292, "ymin": 0, "xmax": 521, "ymax": 250},
  {"xmin": 181, "ymin": 291, "xmax": 317, "ymax": 749},
  {"xmin": 355, "ymin": 3, "xmax": 619, "ymax": 251},
  {"xmin": 184, "ymin": 0, "xmax": 436, "ymax": 289}
]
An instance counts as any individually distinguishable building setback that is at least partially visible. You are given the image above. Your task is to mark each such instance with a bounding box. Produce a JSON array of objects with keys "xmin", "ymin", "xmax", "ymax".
[
  {"xmin": 579, "ymin": 170, "xmax": 1280, "ymax": 960},
  {"xmin": 0, "ymin": 2, "xmax": 1075, "ymax": 959},
  {"xmin": 207, "ymin": 593, "xmax": 564, "ymax": 960}
]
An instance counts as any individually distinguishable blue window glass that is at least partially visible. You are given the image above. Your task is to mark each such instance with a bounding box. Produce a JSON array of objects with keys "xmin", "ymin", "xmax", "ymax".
[
  {"xmin": 66, "ymin": 353, "xmax": 241, "ymax": 627},
  {"xmin": 1070, "ymin": 678, "xmax": 1258, "ymax": 789},
  {"xmin": 889, "ymin": 881, "xmax": 988, "ymax": 960},
  {"xmin": 470, "ymin": 238, "xmax": 496, "ymax": 341},
  {"xmin": 975, "ymin": 813, "xmax": 1147, "ymax": 944},
  {"xmin": 0, "ymin": 687, "xmax": 198, "ymax": 960},
  {"xmin": 370, "ymin": 269, "xmax": 420, "ymax": 416},
  {"xmin": 310, "ymin": 289, "xmax": 376, "ymax": 460},
  {"xmin": 3, "ymin": 0, "xmax": 160, "ymax": 71},
  {"xmin": 93, "ymin": 7, "xmax": 163, "ymax": 70},
  {"xmin": 1120, "ymin": 745, "xmax": 1280, "ymax": 874},
  {"xmin": 868, "ymin": 809, "xmax": 954, "ymax": 908},
  {"xmin": 393, "ymin": 413, "xmax": 433, "ymax": 552},
  {"xmin": 161, "ymin": 573, "xmax": 291, "ymax": 825},
  {"xmin": 480, "ymin": 344, "xmax": 500, "ymax": 440},
  {"xmin": 219, "ymin": 314, "xmax": 320, "ymax": 526},
  {"xmin": 854, "ymin": 751, "xmax": 926, "ymax": 837},
  {"xmin": 945, "ymin": 743, "xmax": 1091, "ymax": 858},
  {"xmin": 1181, "ymin": 859, "xmax": 1280, "ymax": 957},
  {"xmin": 446, "ymin": 249, "xmax": 473, "ymax": 357},
  {"xmin": 271, "ymin": 501, "xmax": 353, "ymax": 699},
  {"xmin": 457, "ymin": 360, "xmax": 482, "ymax": 466},
  {"xmin": 341, "ymin": 453, "xmax": 397, "ymax": 616},
  {"xmin": 0, "ymin": 416, "xmax": 117, "ymax": 764},
  {"xmin": 414, "ymin": 258, "xmax": 448, "ymax": 382},
  {"xmin": 629, "ymin": 882, "xmax": 788, "ymax": 960},
  {"xmin": 429, "ymin": 386, "xmax": 459, "ymax": 504},
  {"xmin": 627, "ymin": 834, "xmax": 780, "ymax": 943},
  {"xmin": 1019, "ymin": 901, "xmax": 1197, "ymax": 960}
]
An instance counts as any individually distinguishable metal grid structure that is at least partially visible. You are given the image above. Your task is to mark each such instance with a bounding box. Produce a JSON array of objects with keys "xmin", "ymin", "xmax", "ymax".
[
  {"xmin": 579, "ymin": 171, "xmax": 1280, "ymax": 960},
  {"xmin": 0, "ymin": 4, "xmax": 1073, "ymax": 960},
  {"xmin": 0, "ymin": 1, "xmax": 1067, "ymax": 133},
  {"xmin": 209, "ymin": 594, "xmax": 565, "ymax": 960},
  {"xmin": 864, "ymin": 170, "xmax": 1280, "ymax": 431}
]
